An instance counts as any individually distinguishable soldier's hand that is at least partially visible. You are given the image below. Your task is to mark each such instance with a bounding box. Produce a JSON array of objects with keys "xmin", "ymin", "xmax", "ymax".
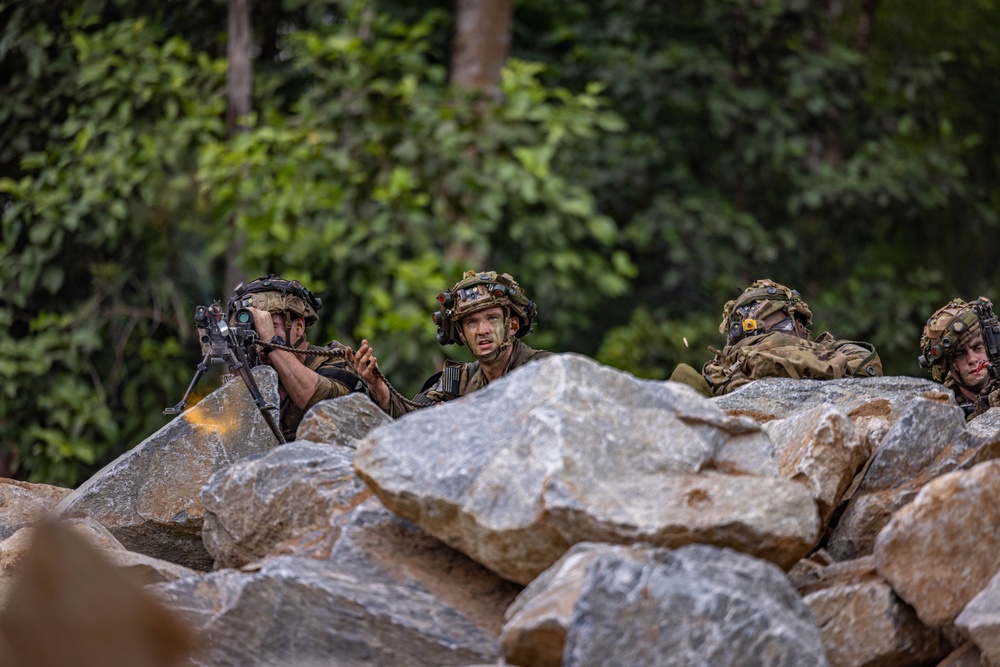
[
  {"xmin": 988, "ymin": 387, "xmax": 1000, "ymax": 409},
  {"xmin": 247, "ymin": 307, "xmax": 277, "ymax": 365},
  {"xmin": 347, "ymin": 339, "xmax": 390, "ymax": 410},
  {"xmin": 248, "ymin": 307, "xmax": 276, "ymax": 340}
]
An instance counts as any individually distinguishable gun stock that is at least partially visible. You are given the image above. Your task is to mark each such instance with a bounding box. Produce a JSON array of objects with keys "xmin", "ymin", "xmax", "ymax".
[{"xmin": 973, "ymin": 297, "xmax": 1000, "ymax": 383}]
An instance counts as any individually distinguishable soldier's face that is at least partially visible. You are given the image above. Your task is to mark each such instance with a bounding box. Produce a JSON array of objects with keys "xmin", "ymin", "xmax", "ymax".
[
  {"xmin": 952, "ymin": 335, "xmax": 989, "ymax": 389},
  {"xmin": 762, "ymin": 310, "xmax": 808, "ymax": 339},
  {"xmin": 461, "ymin": 307, "xmax": 511, "ymax": 357}
]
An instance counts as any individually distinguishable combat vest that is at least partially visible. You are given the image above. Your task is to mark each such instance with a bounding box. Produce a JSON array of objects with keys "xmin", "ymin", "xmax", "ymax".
[
  {"xmin": 384, "ymin": 339, "xmax": 550, "ymax": 418},
  {"xmin": 702, "ymin": 331, "xmax": 882, "ymax": 397},
  {"xmin": 943, "ymin": 374, "xmax": 997, "ymax": 421}
]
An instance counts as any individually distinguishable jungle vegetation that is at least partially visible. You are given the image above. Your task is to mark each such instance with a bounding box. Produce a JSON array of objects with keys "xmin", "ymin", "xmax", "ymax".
[{"xmin": 2, "ymin": 0, "xmax": 998, "ymax": 485}]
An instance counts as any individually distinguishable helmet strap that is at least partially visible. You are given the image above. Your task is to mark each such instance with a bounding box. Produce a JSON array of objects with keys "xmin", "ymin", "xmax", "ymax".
[{"xmin": 285, "ymin": 314, "xmax": 306, "ymax": 349}]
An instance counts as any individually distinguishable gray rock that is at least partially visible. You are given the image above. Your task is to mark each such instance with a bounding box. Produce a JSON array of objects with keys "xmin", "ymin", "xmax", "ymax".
[
  {"xmin": 937, "ymin": 643, "xmax": 983, "ymax": 667},
  {"xmin": 826, "ymin": 396, "xmax": 986, "ymax": 560},
  {"xmin": 967, "ymin": 407, "xmax": 1000, "ymax": 439},
  {"xmin": 297, "ymin": 392, "xmax": 392, "ymax": 446},
  {"xmin": 501, "ymin": 543, "xmax": 634, "ymax": 667},
  {"xmin": 151, "ymin": 554, "xmax": 505, "ymax": 667},
  {"xmin": 714, "ymin": 376, "xmax": 949, "ymax": 445},
  {"xmin": 201, "ymin": 441, "xmax": 371, "ymax": 569},
  {"xmin": 501, "ymin": 542, "xmax": 829, "ymax": 667},
  {"xmin": 322, "ymin": 498, "xmax": 521, "ymax": 639},
  {"xmin": 51, "ymin": 366, "xmax": 284, "ymax": 570},
  {"xmin": 800, "ymin": 557, "xmax": 945, "ymax": 667},
  {"xmin": 0, "ymin": 517, "xmax": 197, "ymax": 607},
  {"xmin": 763, "ymin": 405, "xmax": 870, "ymax": 525},
  {"xmin": 355, "ymin": 354, "xmax": 819, "ymax": 585},
  {"xmin": 956, "ymin": 570, "xmax": 1000, "ymax": 665},
  {"xmin": 875, "ymin": 460, "xmax": 1000, "ymax": 628},
  {"xmin": 0, "ymin": 479, "xmax": 71, "ymax": 541}
]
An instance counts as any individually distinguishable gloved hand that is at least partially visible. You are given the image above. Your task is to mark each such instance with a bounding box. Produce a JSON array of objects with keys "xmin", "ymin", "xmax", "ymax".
[{"xmin": 988, "ymin": 386, "xmax": 1000, "ymax": 409}]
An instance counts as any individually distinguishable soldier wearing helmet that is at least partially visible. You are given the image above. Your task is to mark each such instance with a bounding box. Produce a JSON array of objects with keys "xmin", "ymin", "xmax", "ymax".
[
  {"xmin": 230, "ymin": 274, "xmax": 368, "ymax": 440},
  {"xmin": 919, "ymin": 298, "xmax": 997, "ymax": 420},
  {"xmin": 350, "ymin": 270, "xmax": 550, "ymax": 417},
  {"xmin": 670, "ymin": 279, "xmax": 882, "ymax": 397}
]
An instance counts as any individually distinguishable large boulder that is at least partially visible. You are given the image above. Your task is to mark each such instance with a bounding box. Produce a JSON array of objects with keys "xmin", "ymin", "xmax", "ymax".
[
  {"xmin": 51, "ymin": 366, "xmax": 284, "ymax": 571},
  {"xmin": 201, "ymin": 441, "xmax": 371, "ymax": 569},
  {"xmin": 762, "ymin": 404, "xmax": 870, "ymax": 526},
  {"xmin": 501, "ymin": 542, "xmax": 830, "ymax": 667},
  {"xmin": 151, "ymin": 553, "xmax": 507, "ymax": 667},
  {"xmin": 296, "ymin": 392, "xmax": 392, "ymax": 446},
  {"xmin": 713, "ymin": 376, "xmax": 950, "ymax": 444},
  {"xmin": 875, "ymin": 460, "xmax": 1000, "ymax": 627},
  {"xmin": 355, "ymin": 354, "xmax": 820, "ymax": 584},
  {"xmin": 955, "ymin": 569, "xmax": 1000, "ymax": 665},
  {"xmin": 826, "ymin": 396, "xmax": 992, "ymax": 561},
  {"xmin": 0, "ymin": 479, "xmax": 71, "ymax": 541},
  {"xmin": 0, "ymin": 517, "xmax": 197, "ymax": 607},
  {"xmin": 320, "ymin": 498, "xmax": 520, "ymax": 638},
  {"xmin": 797, "ymin": 556, "xmax": 945, "ymax": 667}
]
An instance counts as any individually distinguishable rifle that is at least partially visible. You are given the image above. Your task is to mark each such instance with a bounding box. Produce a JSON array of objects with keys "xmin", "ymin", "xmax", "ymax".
[
  {"xmin": 973, "ymin": 296, "xmax": 1000, "ymax": 383},
  {"xmin": 164, "ymin": 302, "xmax": 286, "ymax": 444}
]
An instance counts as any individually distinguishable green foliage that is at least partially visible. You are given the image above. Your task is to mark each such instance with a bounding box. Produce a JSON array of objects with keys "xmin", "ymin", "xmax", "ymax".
[
  {"xmin": 517, "ymin": 0, "xmax": 1000, "ymax": 375},
  {"xmin": 0, "ymin": 15, "xmax": 225, "ymax": 485},
  {"xmin": 195, "ymin": 5, "xmax": 632, "ymax": 390},
  {"xmin": 5, "ymin": 0, "xmax": 1000, "ymax": 487},
  {"xmin": 595, "ymin": 308, "xmax": 720, "ymax": 380}
]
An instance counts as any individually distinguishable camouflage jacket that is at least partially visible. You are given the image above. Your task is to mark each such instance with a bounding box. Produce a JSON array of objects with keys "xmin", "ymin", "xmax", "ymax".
[
  {"xmin": 279, "ymin": 341, "xmax": 368, "ymax": 441},
  {"xmin": 702, "ymin": 331, "xmax": 882, "ymax": 397},
  {"xmin": 384, "ymin": 339, "xmax": 550, "ymax": 418},
  {"xmin": 943, "ymin": 374, "xmax": 998, "ymax": 421}
]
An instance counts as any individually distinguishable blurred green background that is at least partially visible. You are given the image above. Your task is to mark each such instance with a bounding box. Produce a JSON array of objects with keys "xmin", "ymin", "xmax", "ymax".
[{"xmin": 3, "ymin": 0, "xmax": 998, "ymax": 485}]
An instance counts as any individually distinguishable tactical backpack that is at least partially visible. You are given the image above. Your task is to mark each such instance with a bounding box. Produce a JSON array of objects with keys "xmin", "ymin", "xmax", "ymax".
[{"xmin": 702, "ymin": 331, "xmax": 882, "ymax": 396}]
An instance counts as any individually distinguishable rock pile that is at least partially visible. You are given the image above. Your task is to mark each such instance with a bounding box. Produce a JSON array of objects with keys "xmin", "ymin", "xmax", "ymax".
[{"xmin": 2, "ymin": 354, "xmax": 1000, "ymax": 666}]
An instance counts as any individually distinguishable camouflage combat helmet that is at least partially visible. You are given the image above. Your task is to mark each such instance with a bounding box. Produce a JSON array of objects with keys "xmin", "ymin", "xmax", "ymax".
[
  {"xmin": 433, "ymin": 270, "xmax": 537, "ymax": 346},
  {"xmin": 918, "ymin": 298, "xmax": 981, "ymax": 382},
  {"xmin": 720, "ymin": 279, "xmax": 813, "ymax": 345},
  {"xmin": 227, "ymin": 274, "xmax": 322, "ymax": 326}
]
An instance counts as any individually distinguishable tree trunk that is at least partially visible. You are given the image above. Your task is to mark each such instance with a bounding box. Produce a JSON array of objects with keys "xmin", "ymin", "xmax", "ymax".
[
  {"xmin": 856, "ymin": 0, "xmax": 879, "ymax": 54},
  {"xmin": 449, "ymin": 0, "xmax": 513, "ymax": 98},
  {"xmin": 227, "ymin": 0, "xmax": 252, "ymax": 134},
  {"xmin": 226, "ymin": 0, "xmax": 252, "ymax": 291}
]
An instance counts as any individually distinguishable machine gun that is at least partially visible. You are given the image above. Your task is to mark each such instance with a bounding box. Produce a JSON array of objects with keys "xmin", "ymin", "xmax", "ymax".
[
  {"xmin": 164, "ymin": 302, "xmax": 285, "ymax": 444},
  {"xmin": 973, "ymin": 296, "xmax": 1000, "ymax": 383}
]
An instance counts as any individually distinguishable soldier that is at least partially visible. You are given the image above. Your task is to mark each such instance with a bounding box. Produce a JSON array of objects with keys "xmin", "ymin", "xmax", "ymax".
[
  {"xmin": 918, "ymin": 298, "xmax": 998, "ymax": 420},
  {"xmin": 670, "ymin": 278, "xmax": 882, "ymax": 397},
  {"xmin": 231, "ymin": 274, "xmax": 368, "ymax": 440},
  {"xmin": 350, "ymin": 270, "xmax": 550, "ymax": 417}
]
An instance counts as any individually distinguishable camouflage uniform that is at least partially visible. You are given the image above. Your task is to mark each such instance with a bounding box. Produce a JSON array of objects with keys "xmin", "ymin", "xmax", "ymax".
[
  {"xmin": 673, "ymin": 279, "xmax": 882, "ymax": 397},
  {"xmin": 278, "ymin": 341, "xmax": 367, "ymax": 441},
  {"xmin": 384, "ymin": 270, "xmax": 548, "ymax": 418},
  {"xmin": 919, "ymin": 298, "xmax": 997, "ymax": 421},
  {"xmin": 228, "ymin": 274, "xmax": 368, "ymax": 440}
]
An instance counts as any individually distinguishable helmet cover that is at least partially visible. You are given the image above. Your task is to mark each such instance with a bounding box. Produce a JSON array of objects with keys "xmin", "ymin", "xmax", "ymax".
[
  {"xmin": 227, "ymin": 274, "xmax": 322, "ymax": 326},
  {"xmin": 919, "ymin": 298, "xmax": 981, "ymax": 382},
  {"xmin": 720, "ymin": 279, "xmax": 813, "ymax": 344},
  {"xmin": 433, "ymin": 270, "xmax": 537, "ymax": 346}
]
